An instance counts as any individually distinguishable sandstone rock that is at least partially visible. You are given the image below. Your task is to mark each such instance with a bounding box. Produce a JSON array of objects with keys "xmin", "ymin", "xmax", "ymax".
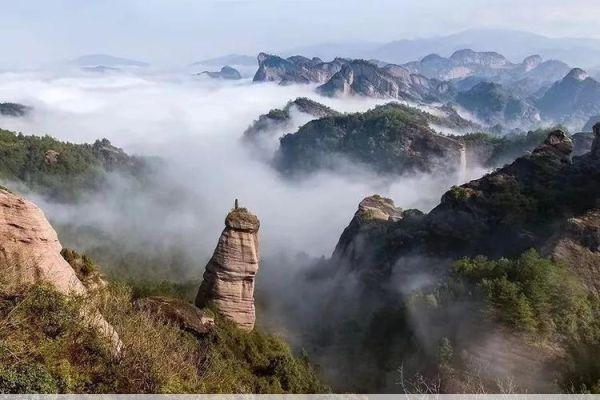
[
  {"xmin": 0, "ymin": 188, "xmax": 120, "ymax": 350},
  {"xmin": 135, "ymin": 296, "xmax": 215, "ymax": 336},
  {"xmin": 331, "ymin": 195, "xmax": 403, "ymax": 267},
  {"xmin": 532, "ymin": 129, "xmax": 573, "ymax": 160},
  {"xmin": 195, "ymin": 205, "xmax": 260, "ymax": 330}
]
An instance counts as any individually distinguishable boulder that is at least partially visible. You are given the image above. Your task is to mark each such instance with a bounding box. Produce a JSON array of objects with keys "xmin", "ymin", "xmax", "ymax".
[
  {"xmin": 195, "ymin": 205, "xmax": 260, "ymax": 330},
  {"xmin": 135, "ymin": 296, "xmax": 215, "ymax": 336}
]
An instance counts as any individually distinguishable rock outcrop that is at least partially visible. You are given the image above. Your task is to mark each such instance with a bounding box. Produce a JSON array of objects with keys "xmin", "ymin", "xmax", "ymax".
[
  {"xmin": 195, "ymin": 205, "xmax": 260, "ymax": 330},
  {"xmin": 0, "ymin": 188, "xmax": 120, "ymax": 349},
  {"xmin": 317, "ymin": 60, "xmax": 450, "ymax": 102},
  {"xmin": 199, "ymin": 65, "xmax": 242, "ymax": 80},
  {"xmin": 253, "ymin": 53, "xmax": 346, "ymax": 85}
]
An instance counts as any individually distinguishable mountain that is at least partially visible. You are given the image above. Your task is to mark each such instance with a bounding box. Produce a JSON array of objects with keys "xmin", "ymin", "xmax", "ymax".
[
  {"xmin": 316, "ymin": 60, "xmax": 452, "ymax": 101},
  {"xmin": 370, "ymin": 29, "xmax": 600, "ymax": 67},
  {"xmin": 253, "ymin": 53, "xmax": 347, "ymax": 84},
  {"xmin": 191, "ymin": 54, "xmax": 257, "ymax": 67},
  {"xmin": 0, "ymin": 102, "xmax": 31, "ymax": 117},
  {"xmin": 198, "ymin": 65, "xmax": 242, "ymax": 80},
  {"xmin": 0, "ymin": 188, "xmax": 326, "ymax": 393},
  {"xmin": 584, "ymin": 115, "xmax": 600, "ymax": 132},
  {"xmin": 0, "ymin": 129, "xmax": 147, "ymax": 202},
  {"xmin": 243, "ymin": 97, "xmax": 340, "ymax": 143},
  {"xmin": 72, "ymin": 54, "xmax": 149, "ymax": 67},
  {"xmin": 275, "ymin": 103, "xmax": 478, "ymax": 177},
  {"xmin": 281, "ymin": 129, "xmax": 600, "ymax": 392},
  {"xmin": 456, "ymin": 82, "xmax": 540, "ymax": 129},
  {"xmin": 405, "ymin": 50, "xmax": 569, "ymax": 86},
  {"xmin": 537, "ymin": 68, "xmax": 600, "ymax": 128}
]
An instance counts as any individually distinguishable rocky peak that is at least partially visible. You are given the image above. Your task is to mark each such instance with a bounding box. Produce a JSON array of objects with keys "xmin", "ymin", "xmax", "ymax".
[
  {"xmin": 565, "ymin": 68, "xmax": 589, "ymax": 81},
  {"xmin": 355, "ymin": 195, "xmax": 403, "ymax": 222},
  {"xmin": 532, "ymin": 130, "xmax": 573, "ymax": 160},
  {"xmin": 522, "ymin": 54, "xmax": 543, "ymax": 70},
  {"xmin": 195, "ymin": 203, "xmax": 260, "ymax": 330}
]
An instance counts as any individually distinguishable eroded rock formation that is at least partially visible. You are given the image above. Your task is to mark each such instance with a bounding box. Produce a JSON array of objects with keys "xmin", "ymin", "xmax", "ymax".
[
  {"xmin": 195, "ymin": 205, "xmax": 260, "ymax": 330},
  {"xmin": 0, "ymin": 187, "xmax": 120, "ymax": 349}
]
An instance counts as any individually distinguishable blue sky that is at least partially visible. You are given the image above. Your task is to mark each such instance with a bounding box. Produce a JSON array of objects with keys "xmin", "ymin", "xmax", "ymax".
[{"xmin": 1, "ymin": 0, "xmax": 599, "ymax": 67}]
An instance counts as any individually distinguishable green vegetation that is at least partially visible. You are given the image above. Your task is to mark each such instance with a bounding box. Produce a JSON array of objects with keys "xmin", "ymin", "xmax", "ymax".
[
  {"xmin": 449, "ymin": 250, "xmax": 600, "ymax": 392},
  {"xmin": 276, "ymin": 103, "xmax": 457, "ymax": 175},
  {"xmin": 0, "ymin": 279, "xmax": 326, "ymax": 394},
  {"xmin": 452, "ymin": 249, "xmax": 592, "ymax": 337},
  {"xmin": 0, "ymin": 129, "xmax": 146, "ymax": 202}
]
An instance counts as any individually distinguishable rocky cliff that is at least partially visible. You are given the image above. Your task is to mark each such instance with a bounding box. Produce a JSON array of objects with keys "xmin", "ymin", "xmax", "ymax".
[
  {"xmin": 0, "ymin": 187, "xmax": 119, "ymax": 348},
  {"xmin": 253, "ymin": 53, "xmax": 346, "ymax": 85},
  {"xmin": 317, "ymin": 60, "xmax": 451, "ymax": 102},
  {"xmin": 195, "ymin": 206, "xmax": 260, "ymax": 330}
]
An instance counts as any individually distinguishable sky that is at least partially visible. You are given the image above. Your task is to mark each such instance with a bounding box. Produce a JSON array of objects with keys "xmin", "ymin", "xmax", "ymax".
[{"xmin": 1, "ymin": 0, "xmax": 600, "ymax": 68}]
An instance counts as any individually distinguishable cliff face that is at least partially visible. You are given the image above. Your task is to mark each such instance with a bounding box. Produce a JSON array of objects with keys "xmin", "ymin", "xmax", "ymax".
[
  {"xmin": 195, "ymin": 207, "xmax": 260, "ymax": 331},
  {"xmin": 0, "ymin": 187, "xmax": 120, "ymax": 348}
]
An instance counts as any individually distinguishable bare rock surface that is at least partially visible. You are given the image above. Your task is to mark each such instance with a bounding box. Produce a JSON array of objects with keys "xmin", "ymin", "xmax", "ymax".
[
  {"xmin": 195, "ymin": 206, "xmax": 260, "ymax": 330},
  {"xmin": 0, "ymin": 188, "xmax": 120, "ymax": 350}
]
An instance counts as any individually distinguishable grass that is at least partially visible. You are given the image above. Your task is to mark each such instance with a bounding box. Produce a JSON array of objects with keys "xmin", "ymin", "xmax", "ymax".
[{"xmin": 0, "ymin": 261, "xmax": 327, "ymax": 394}]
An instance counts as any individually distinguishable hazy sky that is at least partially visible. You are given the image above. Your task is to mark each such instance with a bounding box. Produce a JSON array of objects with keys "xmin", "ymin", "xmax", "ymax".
[{"xmin": 2, "ymin": 0, "xmax": 600, "ymax": 68}]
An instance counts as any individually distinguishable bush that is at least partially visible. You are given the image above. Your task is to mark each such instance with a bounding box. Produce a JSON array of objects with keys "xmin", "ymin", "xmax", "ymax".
[
  {"xmin": 0, "ymin": 279, "xmax": 326, "ymax": 393},
  {"xmin": 453, "ymin": 249, "xmax": 592, "ymax": 337}
]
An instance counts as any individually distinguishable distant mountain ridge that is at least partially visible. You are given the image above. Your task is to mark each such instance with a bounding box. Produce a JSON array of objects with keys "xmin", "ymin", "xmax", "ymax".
[
  {"xmin": 285, "ymin": 29, "xmax": 600, "ymax": 68},
  {"xmin": 72, "ymin": 54, "xmax": 149, "ymax": 67}
]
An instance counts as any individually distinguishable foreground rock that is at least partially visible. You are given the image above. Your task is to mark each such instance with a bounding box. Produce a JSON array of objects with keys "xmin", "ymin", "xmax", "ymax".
[
  {"xmin": 0, "ymin": 188, "xmax": 120, "ymax": 349},
  {"xmin": 195, "ymin": 205, "xmax": 260, "ymax": 330}
]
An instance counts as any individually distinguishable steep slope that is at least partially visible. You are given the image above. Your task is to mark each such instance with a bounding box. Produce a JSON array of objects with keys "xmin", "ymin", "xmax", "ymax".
[
  {"xmin": 0, "ymin": 129, "xmax": 147, "ymax": 202},
  {"xmin": 455, "ymin": 82, "xmax": 540, "ymax": 129},
  {"xmin": 253, "ymin": 53, "xmax": 346, "ymax": 84},
  {"xmin": 0, "ymin": 187, "xmax": 120, "ymax": 349},
  {"xmin": 274, "ymin": 103, "xmax": 470, "ymax": 177},
  {"xmin": 243, "ymin": 97, "xmax": 340, "ymax": 144},
  {"xmin": 317, "ymin": 60, "xmax": 451, "ymax": 101},
  {"xmin": 537, "ymin": 68, "xmax": 600, "ymax": 127}
]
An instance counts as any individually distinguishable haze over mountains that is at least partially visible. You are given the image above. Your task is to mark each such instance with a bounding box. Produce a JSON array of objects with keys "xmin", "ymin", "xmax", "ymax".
[{"xmin": 286, "ymin": 29, "xmax": 600, "ymax": 67}]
